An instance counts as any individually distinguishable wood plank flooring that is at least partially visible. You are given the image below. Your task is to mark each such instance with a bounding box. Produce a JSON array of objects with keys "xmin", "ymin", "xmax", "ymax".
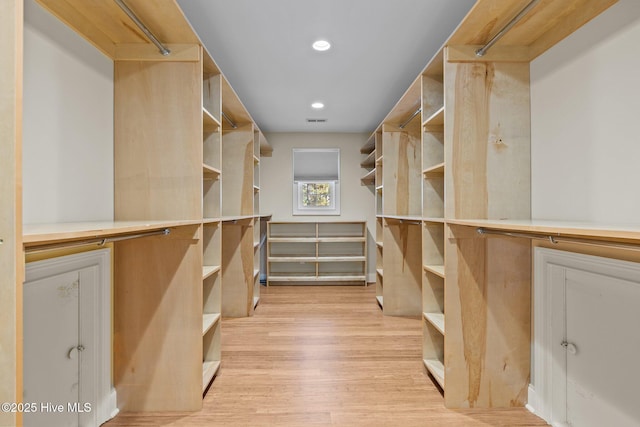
[{"xmin": 106, "ymin": 285, "xmax": 548, "ymax": 426}]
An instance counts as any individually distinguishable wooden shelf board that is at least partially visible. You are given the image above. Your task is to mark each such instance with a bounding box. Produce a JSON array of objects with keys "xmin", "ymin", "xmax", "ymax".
[
  {"xmin": 376, "ymin": 186, "xmax": 384, "ymax": 193},
  {"xmin": 268, "ymin": 256, "xmax": 316, "ymax": 262},
  {"xmin": 203, "ymin": 218, "xmax": 222, "ymax": 225},
  {"xmin": 423, "ymin": 359, "xmax": 445, "ymax": 389},
  {"xmin": 422, "ymin": 105, "xmax": 444, "ymax": 127},
  {"xmin": 317, "ymin": 256, "xmax": 366, "ymax": 262},
  {"xmin": 376, "ymin": 268, "xmax": 384, "ymax": 277},
  {"xmin": 35, "ymin": 0, "xmax": 202, "ymax": 59},
  {"xmin": 254, "ymin": 241, "xmax": 260, "ymax": 249},
  {"xmin": 423, "ymin": 162, "xmax": 445, "ymax": 176},
  {"xmin": 253, "ymin": 185, "xmax": 260, "ymax": 193},
  {"xmin": 202, "ymin": 360, "xmax": 221, "ymax": 393},
  {"xmin": 253, "ymin": 155, "xmax": 260, "ymax": 165},
  {"xmin": 423, "ymin": 312, "xmax": 445, "ymax": 335},
  {"xmin": 360, "ymin": 135, "xmax": 375, "ymax": 154},
  {"xmin": 423, "ymin": 264, "xmax": 445, "ymax": 278},
  {"xmin": 446, "ymin": 219, "xmax": 640, "ymax": 243},
  {"xmin": 203, "ymin": 107, "xmax": 221, "ymax": 132},
  {"xmin": 446, "ymin": 0, "xmax": 618, "ymax": 62},
  {"xmin": 375, "ymin": 155, "xmax": 384, "ymax": 165},
  {"xmin": 423, "ymin": 218, "xmax": 445, "ymax": 224},
  {"xmin": 23, "ymin": 220, "xmax": 202, "ymax": 246},
  {"xmin": 384, "ymin": 215, "xmax": 423, "ymax": 223},
  {"xmin": 268, "ymin": 237, "xmax": 316, "ymax": 243},
  {"xmin": 360, "ymin": 151, "xmax": 376, "ymax": 168},
  {"xmin": 382, "ymin": 77, "xmax": 421, "ymax": 128},
  {"xmin": 361, "ymin": 168, "xmax": 376, "ymax": 185},
  {"xmin": 203, "ymin": 163, "xmax": 221, "ymax": 179},
  {"xmin": 221, "ymin": 215, "xmax": 254, "ymax": 223},
  {"xmin": 221, "ymin": 77, "xmax": 253, "ymax": 127},
  {"xmin": 318, "ymin": 237, "xmax": 366, "ymax": 243},
  {"xmin": 376, "ymin": 295, "xmax": 384, "ymax": 308},
  {"xmin": 202, "ymin": 313, "xmax": 221, "ymax": 336},
  {"xmin": 253, "ymin": 296, "xmax": 260, "ymax": 308},
  {"xmin": 203, "ymin": 265, "xmax": 221, "ymax": 280},
  {"xmin": 268, "ymin": 275, "xmax": 366, "ymax": 282},
  {"xmin": 253, "ymin": 269, "xmax": 260, "ymax": 278},
  {"xmin": 376, "ymin": 241, "xmax": 383, "ymax": 248}
]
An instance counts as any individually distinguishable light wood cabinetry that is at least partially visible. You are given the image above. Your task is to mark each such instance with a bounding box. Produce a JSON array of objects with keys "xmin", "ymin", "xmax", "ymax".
[
  {"xmin": 267, "ymin": 222, "xmax": 367, "ymax": 285},
  {"xmin": 0, "ymin": 2, "xmax": 23, "ymax": 426},
  {"xmin": 7, "ymin": 0, "xmax": 271, "ymax": 417},
  {"xmin": 361, "ymin": 0, "xmax": 619, "ymax": 409}
]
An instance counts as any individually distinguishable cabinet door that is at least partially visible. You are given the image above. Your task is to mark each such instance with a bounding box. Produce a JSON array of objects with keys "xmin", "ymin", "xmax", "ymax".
[
  {"xmin": 552, "ymin": 268, "xmax": 640, "ymax": 427},
  {"xmin": 24, "ymin": 270, "xmax": 80, "ymax": 427}
]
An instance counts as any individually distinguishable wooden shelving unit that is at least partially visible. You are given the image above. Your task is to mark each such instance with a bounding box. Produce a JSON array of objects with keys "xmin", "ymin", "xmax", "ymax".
[
  {"xmin": 359, "ymin": 0, "xmax": 619, "ymax": 410},
  {"xmin": 12, "ymin": 0, "xmax": 273, "ymax": 415},
  {"xmin": 267, "ymin": 222, "xmax": 367, "ymax": 285}
]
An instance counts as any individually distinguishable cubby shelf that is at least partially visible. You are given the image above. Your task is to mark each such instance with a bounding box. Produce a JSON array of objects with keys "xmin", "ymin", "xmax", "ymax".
[
  {"xmin": 267, "ymin": 221, "xmax": 367, "ymax": 286},
  {"xmin": 423, "ymin": 264, "xmax": 445, "ymax": 278},
  {"xmin": 202, "ymin": 313, "xmax": 221, "ymax": 336},
  {"xmin": 203, "ymin": 108, "xmax": 221, "ymax": 132},
  {"xmin": 422, "ymin": 105, "xmax": 444, "ymax": 128},
  {"xmin": 423, "ymin": 312, "xmax": 445, "ymax": 335},
  {"xmin": 361, "ymin": 169, "xmax": 376, "ymax": 185},
  {"xmin": 203, "ymin": 164, "xmax": 221, "ymax": 180},
  {"xmin": 202, "ymin": 361, "xmax": 221, "ymax": 393},
  {"xmin": 203, "ymin": 265, "xmax": 221, "ymax": 280},
  {"xmin": 423, "ymin": 359, "xmax": 445, "ymax": 389},
  {"xmin": 360, "ymin": 150, "xmax": 376, "ymax": 168},
  {"xmin": 423, "ymin": 162, "xmax": 444, "ymax": 176}
]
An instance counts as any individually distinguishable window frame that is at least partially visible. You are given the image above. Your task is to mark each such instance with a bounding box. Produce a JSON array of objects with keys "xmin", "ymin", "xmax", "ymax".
[{"xmin": 292, "ymin": 148, "xmax": 341, "ymax": 216}]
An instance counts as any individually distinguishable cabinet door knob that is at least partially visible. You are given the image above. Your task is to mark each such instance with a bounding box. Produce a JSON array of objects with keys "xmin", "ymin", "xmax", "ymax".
[
  {"xmin": 68, "ymin": 345, "xmax": 85, "ymax": 359},
  {"xmin": 68, "ymin": 347, "xmax": 78, "ymax": 360},
  {"xmin": 561, "ymin": 341, "xmax": 578, "ymax": 355}
]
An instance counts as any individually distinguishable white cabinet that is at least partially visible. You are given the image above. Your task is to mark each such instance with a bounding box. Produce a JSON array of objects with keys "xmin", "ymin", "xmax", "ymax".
[{"xmin": 23, "ymin": 250, "xmax": 115, "ymax": 427}]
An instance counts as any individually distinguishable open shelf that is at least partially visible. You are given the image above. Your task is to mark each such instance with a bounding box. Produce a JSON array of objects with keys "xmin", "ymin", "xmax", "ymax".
[
  {"xmin": 203, "ymin": 164, "xmax": 221, "ymax": 180},
  {"xmin": 423, "ymin": 359, "xmax": 445, "ymax": 389},
  {"xmin": 202, "ymin": 313, "xmax": 221, "ymax": 336},
  {"xmin": 376, "ymin": 268, "xmax": 384, "ymax": 277},
  {"xmin": 203, "ymin": 107, "xmax": 221, "ymax": 132},
  {"xmin": 376, "ymin": 296, "xmax": 384, "ymax": 307},
  {"xmin": 423, "ymin": 162, "xmax": 444, "ymax": 176},
  {"xmin": 202, "ymin": 361, "xmax": 221, "ymax": 393},
  {"xmin": 361, "ymin": 168, "xmax": 376, "ymax": 185},
  {"xmin": 423, "ymin": 264, "xmax": 445, "ymax": 278},
  {"xmin": 423, "ymin": 218, "xmax": 445, "ymax": 224},
  {"xmin": 422, "ymin": 105, "xmax": 444, "ymax": 128},
  {"xmin": 23, "ymin": 220, "xmax": 202, "ymax": 246},
  {"xmin": 203, "ymin": 265, "xmax": 221, "ymax": 280},
  {"xmin": 423, "ymin": 312, "xmax": 445, "ymax": 335},
  {"xmin": 267, "ymin": 221, "xmax": 367, "ymax": 286},
  {"xmin": 360, "ymin": 150, "xmax": 376, "ymax": 168}
]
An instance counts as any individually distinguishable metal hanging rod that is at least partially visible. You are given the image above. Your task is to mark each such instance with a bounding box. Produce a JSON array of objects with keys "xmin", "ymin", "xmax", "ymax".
[
  {"xmin": 475, "ymin": 0, "xmax": 540, "ymax": 57},
  {"xmin": 399, "ymin": 108, "xmax": 421, "ymax": 129},
  {"xmin": 25, "ymin": 228, "xmax": 170, "ymax": 254},
  {"xmin": 221, "ymin": 111, "xmax": 238, "ymax": 129},
  {"xmin": 400, "ymin": 220, "xmax": 422, "ymax": 226},
  {"xmin": 477, "ymin": 227, "xmax": 640, "ymax": 252},
  {"xmin": 114, "ymin": 0, "xmax": 171, "ymax": 56}
]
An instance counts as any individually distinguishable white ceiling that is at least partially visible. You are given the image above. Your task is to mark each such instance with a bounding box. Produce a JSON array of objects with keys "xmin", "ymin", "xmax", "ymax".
[{"xmin": 177, "ymin": 0, "xmax": 476, "ymax": 133}]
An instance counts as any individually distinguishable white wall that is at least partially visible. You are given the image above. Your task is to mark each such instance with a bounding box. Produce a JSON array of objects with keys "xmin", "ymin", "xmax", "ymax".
[
  {"xmin": 531, "ymin": 0, "xmax": 640, "ymax": 223},
  {"xmin": 261, "ymin": 132, "xmax": 376, "ymax": 280},
  {"xmin": 23, "ymin": 0, "xmax": 113, "ymax": 224}
]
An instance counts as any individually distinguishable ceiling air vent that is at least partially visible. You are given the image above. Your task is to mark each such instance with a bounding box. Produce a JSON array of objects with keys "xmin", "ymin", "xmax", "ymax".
[{"xmin": 306, "ymin": 118, "xmax": 327, "ymax": 123}]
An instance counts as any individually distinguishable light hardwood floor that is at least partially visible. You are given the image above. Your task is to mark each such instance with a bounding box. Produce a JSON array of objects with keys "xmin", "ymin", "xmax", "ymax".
[{"xmin": 106, "ymin": 285, "xmax": 548, "ymax": 426}]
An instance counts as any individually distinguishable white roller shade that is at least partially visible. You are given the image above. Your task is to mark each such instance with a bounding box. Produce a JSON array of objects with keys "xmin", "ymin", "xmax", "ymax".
[{"xmin": 293, "ymin": 148, "xmax": 340, "ymax": 181}]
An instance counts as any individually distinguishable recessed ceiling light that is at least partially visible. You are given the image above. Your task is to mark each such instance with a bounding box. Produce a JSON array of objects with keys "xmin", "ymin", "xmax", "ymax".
[
  {"xmin": 311, "ymin": 102, "xmax": 325, "ymax": 109},
  {"xmin": 312, "ymin": 40, "xmax": 331, "ymax": 51}
]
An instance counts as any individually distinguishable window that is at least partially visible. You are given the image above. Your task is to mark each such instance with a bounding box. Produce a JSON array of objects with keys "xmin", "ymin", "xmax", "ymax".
[{"xmin": 292, "ymin": 148, "xmax": 340, "ymax": 215}]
